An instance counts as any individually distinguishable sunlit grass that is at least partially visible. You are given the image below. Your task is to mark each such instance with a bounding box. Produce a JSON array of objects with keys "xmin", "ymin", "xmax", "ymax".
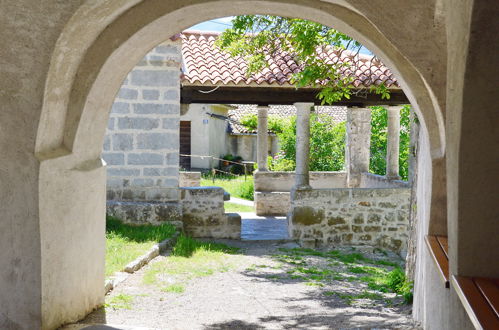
[
  {"xmin": 161, "ymin": 284, "xmax": 185, "ymax": 293},
  {"xmin": 143, "ymin": 235, "xmax": 240, "ymax": 289},
  {"xmin": 224, "ymin": 202, "xmax": 254, "ymax": 213},
  {"xmin": 201, "ymin": 175, "xmax": 254, "ymax": 201},
  {"xmin": 105, "ymin": 294, "xmax": 134, "ymax": 310},
  {"xmin": 106, "ymin": 216, "xmax": 176, "ymax": 277}
]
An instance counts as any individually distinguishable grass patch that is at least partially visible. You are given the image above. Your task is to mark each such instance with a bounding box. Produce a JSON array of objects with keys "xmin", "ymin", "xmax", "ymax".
[
  {"xmin": 105, "ymin": 216, "xmax": 176, "ymax": 277},
  {"xmin": 105, "ymin": 294, "xmax": 134, "ymax": 310},
  {"xmin": 224, "ymin": 202, "xmax": 254, "ymax": 213},
  {"xmin": 201, "ymin": 175, "xmax": 254, "ymax": 200},
  {"xmin": 143, "ymin": 235, "xmax": 240, "ymax": 286},
  {"xmin": 161, "ymin": 284, "xmax": 185, "ymax": 293}
]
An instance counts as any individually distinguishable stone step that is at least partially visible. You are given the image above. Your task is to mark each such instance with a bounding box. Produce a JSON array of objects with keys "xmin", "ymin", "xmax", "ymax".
[{"xmin": 62, "ymin": 324, "xmax": 153, "ymax": 330}]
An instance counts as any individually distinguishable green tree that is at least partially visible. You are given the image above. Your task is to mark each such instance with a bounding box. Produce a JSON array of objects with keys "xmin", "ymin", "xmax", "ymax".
[
  {"xmin": 220, "ymin": 16, "xmax": 412, "ymax": 179},
  {"xmin": 268, "ymin": 114, "xmax": 346, "ymax": 172},
  {"xmin": 216, "ymin": 15, "xmax": 389, "ymax": 103},
  {"xmin": 370, "ymin": 105, "xmax": 411, "ymax": 180}
]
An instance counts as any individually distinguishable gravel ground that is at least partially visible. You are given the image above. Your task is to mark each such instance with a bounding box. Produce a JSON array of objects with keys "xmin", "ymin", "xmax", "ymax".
[{"xmin": 68, "ymin": 240, "xmax": 420, "ymax": 330}]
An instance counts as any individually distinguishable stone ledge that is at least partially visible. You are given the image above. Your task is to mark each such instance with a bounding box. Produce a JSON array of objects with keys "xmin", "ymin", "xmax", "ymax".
[{"xmin": 105, "ymin": 232, "xmax": 179, "ymax": 294}]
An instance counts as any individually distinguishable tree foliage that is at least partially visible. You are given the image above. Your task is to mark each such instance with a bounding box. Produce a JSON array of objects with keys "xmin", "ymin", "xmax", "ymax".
[
  {"xmin": 219, "ymin": 16, "xmax": 412, "ymax": 180},
  {"xmin": 370, "ymin": 105, "xmax": 411, "ymax": 180},
  {"xmin": 239, "ymin": 114, "xmax": 285, "ymax": 134},
  {"xmin": 267, "ymin": 114, "xmax": 346, "ymax": 172},
  {"xmin": 216, "ymin": 15, "xmax": 389, "ymax": 104}
]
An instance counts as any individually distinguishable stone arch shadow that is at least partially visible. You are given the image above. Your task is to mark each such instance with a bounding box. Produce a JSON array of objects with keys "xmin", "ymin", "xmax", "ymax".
[{"xmin": 34, "ymin": 1, "xmax": 446, "ymax": 328}]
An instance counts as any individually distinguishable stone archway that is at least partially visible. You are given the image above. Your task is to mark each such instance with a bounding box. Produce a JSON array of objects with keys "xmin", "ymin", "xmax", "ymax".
[{"xmin": 11, "ymin": 1, "xmax": 448, "ymax": 329}]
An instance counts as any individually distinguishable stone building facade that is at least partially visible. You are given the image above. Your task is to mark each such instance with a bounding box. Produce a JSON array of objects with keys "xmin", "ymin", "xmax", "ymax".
[{"xmin": 102, "ymin": 40, "xmax": 182, "ymax": 205}]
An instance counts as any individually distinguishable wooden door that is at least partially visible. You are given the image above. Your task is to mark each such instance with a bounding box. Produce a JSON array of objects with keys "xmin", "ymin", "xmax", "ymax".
[{"xmin": 179, "ymin": 121, "xmax": 191, "ymax": 170}]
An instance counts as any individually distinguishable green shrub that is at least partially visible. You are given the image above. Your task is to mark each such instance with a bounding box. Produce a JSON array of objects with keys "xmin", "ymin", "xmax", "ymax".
[
  {"xmin": 240, "ymin": 114, "xmax": 285, "ymax": 134},
  {"xmin": 370, "ymin": 105, "xmax": 412, "ymax": 180},
  {"xmin": 386, "ymin": 268, "xmax": 413, "ymax": 304},
  {"xmin": 271, "ymin": 114, "xmax": 346, "ymax": 172},
  {"xmin": 240, "ymin": 114, "xmax": 258, "ymax": 131},
  {"xmin": 235, "ymin": 179, "xmax": 254, "ymax": 200}
]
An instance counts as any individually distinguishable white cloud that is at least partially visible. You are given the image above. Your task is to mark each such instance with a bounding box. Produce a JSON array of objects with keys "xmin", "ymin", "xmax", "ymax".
[{"xmin": 215, "ymin": 16, "xmax": 234, "ymax": 23}]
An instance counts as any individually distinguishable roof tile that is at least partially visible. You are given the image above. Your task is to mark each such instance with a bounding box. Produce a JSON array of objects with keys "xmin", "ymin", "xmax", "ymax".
[{"xmin": 181, "ymin": 31, "xmax": 399, "ymax": 88}]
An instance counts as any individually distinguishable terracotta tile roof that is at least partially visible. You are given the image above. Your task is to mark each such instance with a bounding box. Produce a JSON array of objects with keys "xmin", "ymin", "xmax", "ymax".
[
  {"xmin": 181, "ymin": 30, "xmax": 399, "ymax": 89},
  {"xmin": 228, "ymin": 104, "xmax": 347, "ymax": 134}
]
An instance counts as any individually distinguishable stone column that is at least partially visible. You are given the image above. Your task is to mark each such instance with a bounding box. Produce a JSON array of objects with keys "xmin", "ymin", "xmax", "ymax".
[
  {"xmin": 294, "ymin": 102, "xmax": 314, "ymax": 189},
  {"xmin": 346, "ymin": 106, "xmax": 371, "ymax": 187},
  {"xmin": 257, "ymin": 106, "xmax": 268, "ymax": 172},
  {"xmin": 386, "ymin": 106, "xmax": 402, "ymax": 179}
]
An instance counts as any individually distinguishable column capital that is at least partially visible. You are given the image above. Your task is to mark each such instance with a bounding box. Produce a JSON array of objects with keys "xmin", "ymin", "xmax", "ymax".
[
  {"xmin": 293, "ymin": 102, "xmax": 314, "ymax": 111},
  {"xmin": 386, "ymin": 105, "xmax": 405, "ymax": 112}
]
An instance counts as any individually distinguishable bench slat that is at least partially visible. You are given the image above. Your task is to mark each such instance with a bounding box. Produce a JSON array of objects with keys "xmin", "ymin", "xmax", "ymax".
[
  {"xmin": 453, "ymin": 276, "xmax": 499, "ymax": 330},
  {"xmin": 474, "ymin": 277, "xmax": 499, "ymax": 319},
  {"xmin": 436, "ymin": 235, "xmax": 449, "ymax": 259},
  {"xmin": 425, "ymin": 235, "xmax": 449, "ymax": 287}
]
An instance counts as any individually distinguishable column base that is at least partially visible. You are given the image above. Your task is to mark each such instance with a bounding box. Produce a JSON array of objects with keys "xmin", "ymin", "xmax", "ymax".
[{"xmin": 292, "ymin": 184, "xmax": 313, "ymax": 191}]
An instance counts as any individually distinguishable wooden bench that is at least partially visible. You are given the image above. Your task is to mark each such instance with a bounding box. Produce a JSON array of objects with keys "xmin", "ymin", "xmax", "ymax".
[
  {"xmin": 453, "ymin": 276, "xmax": 499, "ymax": 330},
  {"xmin": 425, "ymin": 235, "xmax": 449, "ymax": 287}
]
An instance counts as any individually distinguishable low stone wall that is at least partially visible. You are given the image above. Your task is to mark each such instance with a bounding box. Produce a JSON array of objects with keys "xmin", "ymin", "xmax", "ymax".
[
  {"xmin": 288, "ymin": 187, "xmax": 411, "ymax": 255},
  {"xmin": 181, "ymin": 187, "xmax": 241, "ymax": 239},
  {"xmin": 360, "ymin": 173, "xmax": 409, "ymax": 188},
  {"xmin": 179, "ymin": 171, "xmax": 201, "ymax": 187},
  {"xmin": 106, "ymin": 200, "xmax": 183, "ymax": 229},
  {"xmin": 254, "ymin": 171, "xmax": 347, "ymax": 216},
  {"xmin": 254, "ymin": 191, "xmax": 290, "ymax": 216},
  {"xmin": 254, "ymin": 171, "xmax": 347, "ymax": 192}
]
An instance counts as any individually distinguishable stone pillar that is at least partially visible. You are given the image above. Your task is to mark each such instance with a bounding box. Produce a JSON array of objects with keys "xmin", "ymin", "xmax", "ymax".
[
  {"xmin": 257, "ymin": 106, "xmax": 269, "ymax": 172},
  {"xmin": 386, "ymin": 106, "xmax": 402, "ymax": 179},
  {"xmin": 346, "ymin": 106, "xmax": 371, "ymax": 187},
  {"xmin": 294, "ymin": 102, "xmax": 313, "ymax": 189}
]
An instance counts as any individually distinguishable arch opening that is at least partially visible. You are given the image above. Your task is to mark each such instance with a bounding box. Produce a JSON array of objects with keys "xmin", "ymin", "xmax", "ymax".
[{"xmin": 34, "ymin": 1, "xmax": 447, "ymax": 328}]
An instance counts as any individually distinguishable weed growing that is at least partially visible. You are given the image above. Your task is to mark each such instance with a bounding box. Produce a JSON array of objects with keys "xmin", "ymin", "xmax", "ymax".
[
  {"xmin": 271, "ymin": 247, "xmax": 413, "ymax": 305},
  {"xmin": 105, "ymin": 294, "xmax": 134, "ymax": 310},
  {"xmin": 161, "ymin": 284, "xmax": 185, "ymax": 294}
]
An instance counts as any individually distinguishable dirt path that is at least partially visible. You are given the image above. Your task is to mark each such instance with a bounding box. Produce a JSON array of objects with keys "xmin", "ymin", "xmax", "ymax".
[{"xmin": 70, "ymin": 240, "xmax": 419, "ymax": 330}]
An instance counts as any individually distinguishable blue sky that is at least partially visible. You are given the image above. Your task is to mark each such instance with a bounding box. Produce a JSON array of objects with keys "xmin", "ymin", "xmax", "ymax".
[
  {"xmin": 188, "ymin": 17, "xmax": 233, "ymax": 32},
  {"xmin": 187, "ymin": 16, "xmax": 372, "ymax": 55}
]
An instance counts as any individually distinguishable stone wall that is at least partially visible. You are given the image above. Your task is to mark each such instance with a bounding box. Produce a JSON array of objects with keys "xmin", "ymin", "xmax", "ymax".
[
  {"xmin": 360, "ymin": 173, "xmax": 409, "ymax": 188},
  {"xmin": 254, "ymin": 171, "xmax": 347, "ymax": 192},
  {"xmin": 106, "ymin": 200, "xmax": 183, "ymax": 228},
  {"xmin": 254, "ymin": 171, "xmax": 347, "ymax": 216},
  {"xmin": 179, "ymin": 172, "xmax": 201, "ymax": 187},
  {"xmin": 288, "ymin": 187, "xmax": 411, "ymax": 255},
  {"xmin": 181, "ymin": 187, "xmax": 241, "ymax": 239},
  {"xmin": 254, "ymin": 191, "xmax": 290, "ymax": 216},
  {"xmin": 102, "ymin": 40, "xmax": 181, "ymax": 202}
]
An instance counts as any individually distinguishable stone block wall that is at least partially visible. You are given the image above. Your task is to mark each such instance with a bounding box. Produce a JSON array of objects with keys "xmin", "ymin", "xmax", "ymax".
[
  {"xmin": 102, "ymin": 40, "xmax": 181, "ymax": 202},
  {"xmin": 289, "ymin": 187, "xmax": 411, "ymax": 255},
  {"xmin": 254, "ymin": 171, "xmax": 347, "ymax": 192},
  {"xmin": 254, "ymin": 171, "xmax": 347, "ymax": 216},
  {"xmin": 106, "ymin": 201, "xmax": 183, "ymax": 228},
  {"xmin": 181, "ymin": 187, "xmax": 241, "ymax": 239},
  {"xmin": 254, "ymin": 191, "xmax": 290, "ymax": 216},
  {"xmin": 360, "ymin": 173, "xmax": 410, "ymax": 188}
]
